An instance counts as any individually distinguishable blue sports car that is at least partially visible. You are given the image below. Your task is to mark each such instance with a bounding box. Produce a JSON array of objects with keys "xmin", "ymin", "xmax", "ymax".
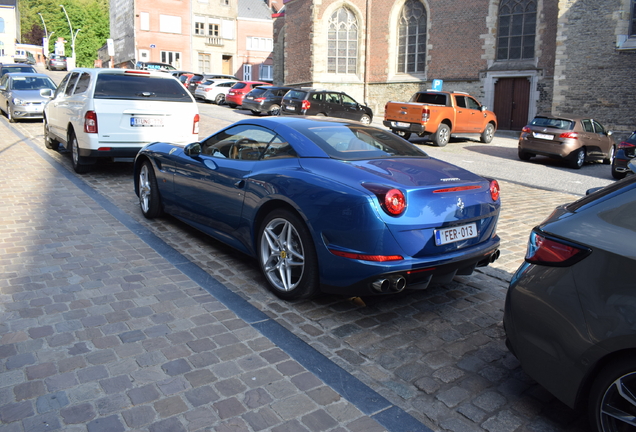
[{"xmin": 134, "ymin": 117, "xmax": 501, "ymax": 300}]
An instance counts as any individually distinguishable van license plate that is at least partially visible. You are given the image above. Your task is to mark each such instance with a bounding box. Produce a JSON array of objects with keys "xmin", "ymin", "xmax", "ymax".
[
  {"xmin": 131, "ymin": 117, "xmax": 164, "ymax": 127},
  {"xmin": 434, "ymin": 223, "xmax": 477, "ymax": 246}
]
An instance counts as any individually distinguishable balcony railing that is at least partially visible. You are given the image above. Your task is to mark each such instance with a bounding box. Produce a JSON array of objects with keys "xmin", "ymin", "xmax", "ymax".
[{"xmin": 205, "ymin": 37, "xmax": 224, "ymax": 47}]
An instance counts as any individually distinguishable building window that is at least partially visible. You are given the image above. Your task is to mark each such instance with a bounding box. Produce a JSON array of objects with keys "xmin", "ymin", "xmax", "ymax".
[
  {"xmin": 161, "ymin": 51, "xmax": 181, "ymax": 68},
  {"xmin": 243, "ymin": 64, "xmax": 252, "ymax": 80},
  {"xmin": 198, "ymin": 53, "xmax": 211, "ymax": 73},
  {"xmin": 209, "ymin": 23, "xmax": 219, "ymax": 36},
  {"xmin": 0, "ymin": 42, "xmax": 4, "ymax": 56},
  {"xmin": 397, "ymin": 0, "xmax": 427, "ymax": 73},
  {"xmin": 631, "ymin": 0, "xmax": 636, "ymax": 36},
  {"xmin": 140, "ymin": 12, "xmax": 149, "ymax": 31},
  {"xmin": 247, "ymin": 37, "xmax": 273, "ymax": 51},
  {"xmin": 327, "ymin": 7, "xmax": 358, "ymax": 74},
  {"xmin": 222, "ymin": 19, "xmax": 235, "ymax": 39},
  {"xmin": 260, "ymin": 64, "xmax": 272, "ymax": 80},
  {"xmin": 195, "ymin": 21, "xmax": 205, "ymax": 35},
  {"xmin": 159, "ymin": 15, "xmax": 182, "ymax": 34},
  {"xmin": 496, "ymin": 0, "xmax": 536, "ymax": 60},
  {"xmin": 0, "ymin": 18, "xmax": 5, "ymax": 33},
  {"xmin": 222, "ymin": 0, "xmax": 229, "ymax": 5}
]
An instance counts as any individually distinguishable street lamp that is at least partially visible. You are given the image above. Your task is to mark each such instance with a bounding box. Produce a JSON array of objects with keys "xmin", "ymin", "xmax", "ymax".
[
  {"xmin": 59, "ymin": 5, "xmax": 77, "ymax": 60},
  {"xmin": 37, "ymin": 12, "xmax": 51, "ymax": 56}
]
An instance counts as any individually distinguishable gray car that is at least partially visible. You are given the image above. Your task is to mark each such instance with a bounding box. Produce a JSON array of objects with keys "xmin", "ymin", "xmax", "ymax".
[
  {"xmin": 504, "ymin": 161, "xmax": 636, "ymax": 432},
  {"xmin": 0, "ymin": 73, "xmax": 57, "ymax": 122}
]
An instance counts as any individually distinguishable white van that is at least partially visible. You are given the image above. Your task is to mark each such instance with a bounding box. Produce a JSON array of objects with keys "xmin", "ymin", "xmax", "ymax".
[{"xmin": 14, "ymin": 50, "xmax": 36, "ymax": 65}]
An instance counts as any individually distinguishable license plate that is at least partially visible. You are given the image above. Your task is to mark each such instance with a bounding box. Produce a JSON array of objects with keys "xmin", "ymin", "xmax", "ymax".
[
  {"xmin": 131, "ymin": 117, "xmax": 164, "ymax": 127},
  {"xmin": 396, "ymin": 122, "xmax": 410, "ymax": 128},
  {"xmin": 286, "ymin": 105, "xmax": 295, "ymax": 111},
  {"xmin": 435, "ymin": 223, "xmax": 477, "ymax": 246},
  {"xmin": 533, "ymin": 132, "xmax": 553, "ymax": 140}
]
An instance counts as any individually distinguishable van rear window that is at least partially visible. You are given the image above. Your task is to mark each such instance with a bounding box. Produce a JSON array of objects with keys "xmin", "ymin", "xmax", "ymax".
[{"xmin": 94, "ymin": 74, "xmax": 192, "ymax": 102}]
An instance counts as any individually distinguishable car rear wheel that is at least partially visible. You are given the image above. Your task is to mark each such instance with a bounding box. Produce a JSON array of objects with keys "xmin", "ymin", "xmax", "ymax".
[
  {"xmin": 481, "ymin": 123, "xmax": 495, "ymax": 143},
  {"xmin": 250, "ymin": 110, "xmax": 261, "ymax": 115},
  {"xmin": 433, "ymin": 124, "xmax": 450, "ymax": 147},
  {"xmin": 603, "ymin": 145, "xmax": 615, "ymax": 165},
  {"xmin": 589, "ymin": 357, "xmax": 636, "ymax": 432},
  {"xmin": 215, "ymin": 94, "xmax": 225, "ymax": 105},
  {"xmin": 392, "ymin": 129, "xmax": 411, "ymax": 140},
  {"xmin": 70, "ymin": 133, "xmax": 90, "ymax": 174},
  {"xmin": 569, "ymin": 147, "xmax": 586, "ymax": 169},
  {"xmin": 138, "ymin": 161, "xmax": 163, "ymax": 219},
  {"xmin": 359, "ymin": 114, "xmax": 371, "ymax": 125},
  {"xmin": 518, "ymin": 149, "xmax": 533, "ymax": 161},
  {"xmin": 43, "ymin": 118, "xmax": 59, "ymax": 150},
  {"xmin": 611, "ymin": 160, "xmax": 627, "ymax": 180},
  {"xmin": 268, "ymin": 104, "xmax": 281, "ymax": 116},
  {"xmin": 258, "ymin": 209, "xmax": 319, "ymax": 300}
]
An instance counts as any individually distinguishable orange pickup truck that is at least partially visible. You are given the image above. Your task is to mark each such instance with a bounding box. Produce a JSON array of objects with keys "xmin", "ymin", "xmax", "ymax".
[{"xmin": 383, "ymin": 91, "xmax": 497, "ymax": 146}]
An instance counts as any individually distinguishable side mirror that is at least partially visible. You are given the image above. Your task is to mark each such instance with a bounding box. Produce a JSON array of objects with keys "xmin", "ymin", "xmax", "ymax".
[
  {"xmin": 481, "ymin": 106, "xmax": 487, "ymax": 112},
  {"xmin": 40, "ymin": 88, "xmax": 53, "ymax": 98},
  {"xmin": 608, "ymin": 131, "xmax": 613, "ymax": 136},
  {"xmin": 184, "ymin": 142, "xmax": 201, "ymax": 157}
]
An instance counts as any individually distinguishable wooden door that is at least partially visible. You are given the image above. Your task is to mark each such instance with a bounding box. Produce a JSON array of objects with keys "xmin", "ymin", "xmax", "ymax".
[{"xmin": 493, "ymin": 77, "xmax": 530, "ymax": 130}]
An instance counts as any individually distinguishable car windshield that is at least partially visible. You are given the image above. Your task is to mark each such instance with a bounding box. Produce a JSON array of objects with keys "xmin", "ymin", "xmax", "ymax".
[
  {"xmin": 296, "ymin": 124, "xmax": 429, "ymax": 160},
  {"xmin": 530, "ymin": 116, "xmax": 574, "ymax": 130},
  {"xmin": 94, "ymin": 73, "xmax": 192, "ymax": 102},
  {"xmin": 11, "ymin": 76, "xmax": 56, "ymax": 91}
]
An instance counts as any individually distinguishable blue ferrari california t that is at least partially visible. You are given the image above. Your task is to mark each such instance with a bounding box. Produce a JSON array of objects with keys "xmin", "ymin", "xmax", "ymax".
[{"xmin": 134, "ymin": 117, "xmax": 501, "ymax": 300}]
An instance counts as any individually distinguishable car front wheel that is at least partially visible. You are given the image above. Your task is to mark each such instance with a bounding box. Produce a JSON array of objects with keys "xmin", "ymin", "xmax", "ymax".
[
  {"xmin": 481, "ymin": 123, "xmax": 495, "ymax": 143},
  {"xmin": 258, "ymin": 209, "xmax": 319, "ymax": 300},
  {"xmin": 138, "ymin": 161, "xmax": 163, "ymax": 218},
  {"xmin": 589, "ymin": 357, "xmax": 636, "ymax": 432},
  {"xmin": 359, "ymin": 114, "xmax": 371, "ymax": 125},
  {"xmin": 268, "ymin": 104, "xmax": 281, "ymax": 116},
  {"xmin": 433, "ymin": 124, "xmax": 450, "ymax": 147}
]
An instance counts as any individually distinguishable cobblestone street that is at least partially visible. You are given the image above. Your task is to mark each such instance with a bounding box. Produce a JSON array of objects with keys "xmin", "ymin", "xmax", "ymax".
[{"xmin": 1, "ymin": 119, "xmax": 591, "ymax": 432}]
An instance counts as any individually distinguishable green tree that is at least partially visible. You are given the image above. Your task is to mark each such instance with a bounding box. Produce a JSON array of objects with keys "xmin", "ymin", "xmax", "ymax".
[{"xmin": 20, "ymin": 0, "xmax": 109, "ymax": 67}]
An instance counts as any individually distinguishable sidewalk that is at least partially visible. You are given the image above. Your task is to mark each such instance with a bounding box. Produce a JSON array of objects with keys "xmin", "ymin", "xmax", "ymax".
[{"xmin": 0, "ymin": 123, "xmax": 431, "ymax": 431}]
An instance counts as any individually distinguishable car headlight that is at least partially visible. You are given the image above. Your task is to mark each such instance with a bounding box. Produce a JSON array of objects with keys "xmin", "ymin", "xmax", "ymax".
[{"xmin": 12, "ymin": 97, "xmax": 27, "ymax": 106}]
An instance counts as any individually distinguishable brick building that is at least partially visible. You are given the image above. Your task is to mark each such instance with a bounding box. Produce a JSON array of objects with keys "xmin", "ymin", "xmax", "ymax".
[
  {"xmin": 236, "ymin": 0, "xmax": 274, "ymax": 81},
  {"xmin": 273, "ymin": 0, "xmax": 636, "ymax": 134}
]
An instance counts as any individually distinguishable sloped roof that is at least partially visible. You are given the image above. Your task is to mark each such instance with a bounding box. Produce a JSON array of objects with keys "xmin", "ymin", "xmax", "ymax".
[{"xmin": 238, "ymin": 0, "xmax": 272, "ymax": 21}]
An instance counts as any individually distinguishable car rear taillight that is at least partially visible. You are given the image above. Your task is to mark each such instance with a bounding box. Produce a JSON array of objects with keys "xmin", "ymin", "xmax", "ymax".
[
  {"xmin": 619, "ymin": 141, "xmax": 636, "ymax": 149},
  {"xmin": 559, "ymin": 132, "xmax": 578, "ymax": 139},
  {"xmin": 84, "ymin": 111, "xmax": 98, "ymax": 133},
  {"xmin": 489, "ymin": 180, "xmax": 500, "ymax": 201},
  {"xmin": 363, "ymin": 184, "xmax": 406, "ymax": 216},
  {"xmin": 301, "ymin": 100, "xmax": 311, "ymax": 111},
  {"xmin": 204, "ymin": 88, "xmax": 212, "ymax": 92},
  {"xmin": 193, "ymin": 114, "xmax": 200, "ymax": 134},
  {"xmin": 525, "ymin": 230, "xmax": 590, "ymax": 267},
  {"xmin": 521, "ymin": 126, "xmax": 531, "ymax": 133},
  {"xmin": 422, "ymin": 107, "xmax": 430, "ymax": 123},
  {"xmin": 254, "ymin": 97, "xmax": 266, "ymax": 102},
  {"xmin": 329, "ymin": 249, "xmax": 404, "ymax": 262}
]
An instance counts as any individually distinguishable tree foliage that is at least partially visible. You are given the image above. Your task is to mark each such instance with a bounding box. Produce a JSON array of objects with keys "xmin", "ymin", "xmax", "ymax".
[{"xmin": 20, "ymin": 0, "xmax": 109, "ymax": 67}]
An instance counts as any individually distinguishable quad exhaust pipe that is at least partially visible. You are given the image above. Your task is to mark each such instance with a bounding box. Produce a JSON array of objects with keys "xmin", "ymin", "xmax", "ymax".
[{"xmin": 371, "ymin": 275, "xmax": 406, "ymax": 293}]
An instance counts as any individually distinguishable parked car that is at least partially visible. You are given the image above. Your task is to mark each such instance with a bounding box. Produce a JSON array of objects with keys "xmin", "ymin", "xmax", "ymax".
[
  {"xmin": 504, "ymin": 162, "xmax": 636, "ymax": 432},
  {"xmin": 0, "ymin": 63, "xmax": 37, "ymax": 77},
  {"xmin": 14, "ymin": 49, "xmax": 36, "ymax": 65},
  {"xmin": 280, "ymin": 89, "xmax": 373, "ymax": 124},
  {"xmin": 43, "ymin": 68, "xmax": 199, "ymax": 174},
  {"xmin": 134, "ymin": 116, "xmax": 501, "ymax": 300},
  {"xmin": 169, "ymin": 70, "xmax": 194, "ymax": 78},
  {"xmin": 611, "ymin": 130, "xmax": 636, "ymax": 179},
  {"xmin": 0, "ymin": 73, "xmax": 57, "ymax": 122},
  {"xmin": 135, "ymin": 61, "xmax": 176, "ymax": 72},
  {"xmin": 518, "ymin": 115, "xmax": 616, "ymax": 169},
  {"xmin": 179, "ymin": 73, "xmax": 194, "ymax": 87},
  {"xmin": 46, "ymin": 55, "xmax": 68, "ymax": 71},
  {"xmin": 187, "ymin": 74, "xmax": 237, "ymax": 94},
  {"xmin": 193, "ymin": 79, "xmax": 237, "ymax": 104},
  {"xmin": 241, "ymin": 86, "xmax": 295, "ymax": 116},
  {"xmin": 225, "ymin": 81, "xmax": 267, "ymax": 108}
]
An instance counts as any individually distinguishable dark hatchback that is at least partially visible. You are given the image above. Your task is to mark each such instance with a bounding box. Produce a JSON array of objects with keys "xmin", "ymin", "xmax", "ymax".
[
  {"xmin": 611, "ymin": 130, "xmax": 636, "ymax": 179},
  {"xmin": 241, "ymin": 86, "xmax": 294, "ymax": 116},
  {"xmin": 504, "ymin": 163, "xmax": 636, "ymax": 432},
  {"xmin": 280, "ymin": 89, "xmax": 373, "ymax": 124}
]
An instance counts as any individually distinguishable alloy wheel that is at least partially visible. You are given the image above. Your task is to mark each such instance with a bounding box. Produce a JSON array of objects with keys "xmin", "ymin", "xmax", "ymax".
[{"xmin": 260, "ymin": 217, "xmax": 305, "ymax": 293}]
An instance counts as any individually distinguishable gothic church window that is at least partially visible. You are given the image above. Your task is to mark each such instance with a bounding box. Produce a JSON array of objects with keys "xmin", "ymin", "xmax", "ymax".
[
  {"xmin": 496, "ymin": 0, "xmax": 536, "ymax": 60},
  {"xmin": 630, "ymin": 0, "xmax": 636, "ymax": 36},
  {"xmin": 328, "ymin": 7, "xmax": 358, "ymax": 74},
  {"xmin": 397, "ymin": 0, "xmax": 427, "ymax": 73}
]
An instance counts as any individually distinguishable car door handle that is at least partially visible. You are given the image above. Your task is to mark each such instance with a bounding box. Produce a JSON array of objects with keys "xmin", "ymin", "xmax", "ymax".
[{"xmin": 234, "ymin": 180, "xmax": 246, "ymax": 189}]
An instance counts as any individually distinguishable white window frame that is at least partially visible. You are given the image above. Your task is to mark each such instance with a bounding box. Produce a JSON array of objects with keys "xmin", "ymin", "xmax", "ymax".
[
  {"xmin": 243, "ymin": 64, "xmax": 252, "ymax": 80},
  {"xmin": 247, "ymin": 37, "xmax": 273, "ymax": 51},
  {"xmin": 222, "ymin": 19, "xmax": 235, "ymax": 40},
  {"xmin": 260, "ymin": 64, "xmax": 272, "ymax": 81},
  {"xmin": 194, "ymin": 17, "xmax": 205, "ymax": 35},
  {"xmin": 161, "ymin": 51, "xmax": 181, "ymax": 68},
  {"xmin": 138, "ymin": 49, "xmax": 150, "ymax": 60}
]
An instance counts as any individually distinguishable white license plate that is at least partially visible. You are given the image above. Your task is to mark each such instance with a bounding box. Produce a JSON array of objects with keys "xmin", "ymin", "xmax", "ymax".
[
  {"xmin": 131, "ymin": 117, "xmax": 164, "ymax": 127},
  {"xmin": 396, "ymin": 122, "xmax": 410, "ymax": 128},
  {"xmin": 435, "ymin": 223, "xmax": 478, "ymax": 246},
  {"xmin": 533, "ymin": 132, "xmax": 553, "ymax": 140},
  {"xmin": 286, "ymin": 105, "xmax": 295, "ymax": 111}
]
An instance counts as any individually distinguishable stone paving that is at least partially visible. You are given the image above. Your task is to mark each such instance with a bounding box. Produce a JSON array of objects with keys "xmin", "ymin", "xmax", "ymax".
[{"xmin": 1, "ymin": 118, "xmax": 592, "ymax": 432}]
